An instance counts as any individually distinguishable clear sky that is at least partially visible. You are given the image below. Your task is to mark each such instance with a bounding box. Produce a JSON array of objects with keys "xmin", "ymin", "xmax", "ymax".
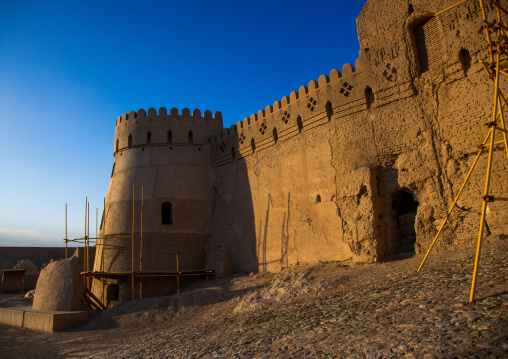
[{"xmin": 0, "ymin": 0, "xmax": 367, "ymax": 247}]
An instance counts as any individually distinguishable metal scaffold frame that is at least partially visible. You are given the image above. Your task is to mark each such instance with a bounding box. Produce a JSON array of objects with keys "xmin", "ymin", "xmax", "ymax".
[
  {"xmin": 418, "ymin": 0, "xmax": 508, "ymax": 304},
  {"xmin": 64, "ymin": 183, "xmax": 214, "ymax": 309}
]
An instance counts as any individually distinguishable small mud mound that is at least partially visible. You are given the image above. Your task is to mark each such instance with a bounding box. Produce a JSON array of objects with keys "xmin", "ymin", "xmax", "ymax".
[{"xmin": 234, "ymin": 269, "xmax": 335, "ymax": 313}]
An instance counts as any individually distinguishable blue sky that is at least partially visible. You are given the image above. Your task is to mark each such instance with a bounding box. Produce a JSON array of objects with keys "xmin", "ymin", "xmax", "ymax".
[{"xmin": 0, "ymin": 0, "xmax": 367, "ymax": 247}]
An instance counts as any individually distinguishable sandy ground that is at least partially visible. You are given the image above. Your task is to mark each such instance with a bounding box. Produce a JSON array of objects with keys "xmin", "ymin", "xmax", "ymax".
[{"xmin": 0, "ymin": 239, "xmax": 506, "ymax": 358}]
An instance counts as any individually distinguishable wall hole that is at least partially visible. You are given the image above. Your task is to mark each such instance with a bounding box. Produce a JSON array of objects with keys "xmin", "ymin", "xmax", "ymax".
[
  {"xmin": 167, "ymin": 130, "xmax": 173, "ymax": 145},
  {"xmin": 365, "ymin": 87, "xmax": 375, "ymax": 109},
  {"xmin": 106, "ymin": 283, "xmax": 119, "ymax": 302},
  {"xmin": 128, "ymin": 134, "xmax": 132, "ymax": 148},
  {"xmin": 273, "ymin": 127, "xmax": 278, "ymax": 144},
  {"xmin": 231, "ymin": 146, "xmax": 236, "ymax": 159},
  {"xmin": 357, "ymin": 185, "xmax": 368, "ymax": 204},
  {"xmin": 162, "ymin": 202, "xmax": 173, "ymax": 225},
  {"xmin": 188, "ymin": 131, "xmax": 194, "ymax": 145},
  {"xmin": 110, "ymin": 163, "xmax": 115, "ymax": 178},
  {"xmin": 325, "ymin": 101, "xmax": 333, "ymax": 121},
  {"xmin": 116, "ymin": 139, "xmax": 119, "ymax": 152},
  {"xmin": 146, "ymin": 131, "xmax": 151, "ymax": 145},
  {"xmin": 315, "ymin": 194, "xmax": 321, "ymax": 203},
  {"xmin": 391, "ymin": 190, "xmax": 418, "ymax": 254},
  {"xmin": 251, "ymin": 138, "xmax": 256, "ymax": 153},
  {"xmin": 459, "ymin": 48, "xmax": 472, "ymax": 76},
  {"xmin": 297, "ymin": 116, "xmax": 303, "ymax": 133}
]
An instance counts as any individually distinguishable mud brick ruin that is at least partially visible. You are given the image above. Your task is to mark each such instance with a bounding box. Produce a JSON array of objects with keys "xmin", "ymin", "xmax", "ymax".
[{"xmin": 92, "ymin": 0, "xmax": 508, "ymax": 305}]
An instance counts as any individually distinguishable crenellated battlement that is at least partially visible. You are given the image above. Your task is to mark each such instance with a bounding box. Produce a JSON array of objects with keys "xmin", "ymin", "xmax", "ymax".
[
  {"xmin": 116, "ymin": 107, "xmax": 223, "ymax": 126},
  {"xmin": 96, "ymin": 0, "xmax": 507, "ymax": 303},
  {"xmin": 114, "ymin": 107, "xmax": 223, "ymax": 153},
  {"xmin": 210, "ymin": 62, "xmax": 363, "ymax": 146}
]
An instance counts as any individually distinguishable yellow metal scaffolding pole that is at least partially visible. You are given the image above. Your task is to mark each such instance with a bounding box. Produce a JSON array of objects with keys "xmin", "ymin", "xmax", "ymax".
[
  {"xmin": 68, "ymin": 184, "xmax": 214, "ymax": 307},
  {"xmin": 140, "ymin": 186, "xmax": 143, "ymax": 300},
  {"xmin": 83, "ymin": 197, "xmax": 87, "ymax": 287},
  {"xmin": 176, "ymin": 253, "xmax": 180, "ymax": 294},
  {"xmin": 419, "ymin": 0, "xmax": 508, "ymax": 304},
  {"xmin": 470, "ymin": 1, "xmax": 504, "ymax": 303},
  {"xmin": 65, "ymin": 203, "xmax": 68, "ymax": 259},
  {"xmin": 87, "ymin": 200, "xmax": 90, "ymax": 291},
  {"xmin": 417, "ymin": 128, "xmax": 493, "ymax": 272},
  {"xmin": 132, "ymin": 183, "xmax": 135, "ymax": 301}
]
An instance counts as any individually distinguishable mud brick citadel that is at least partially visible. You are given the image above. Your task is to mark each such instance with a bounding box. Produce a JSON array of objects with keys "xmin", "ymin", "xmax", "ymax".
[{"xmin": 91, "ymin": 0, "xmax": 508, "ymax": 305}]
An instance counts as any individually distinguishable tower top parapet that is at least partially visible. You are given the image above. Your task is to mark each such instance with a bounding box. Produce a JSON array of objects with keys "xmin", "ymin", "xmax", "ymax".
[{"xmin": 116, "ymin": 107, "xmax": 223, "ymax": 126}]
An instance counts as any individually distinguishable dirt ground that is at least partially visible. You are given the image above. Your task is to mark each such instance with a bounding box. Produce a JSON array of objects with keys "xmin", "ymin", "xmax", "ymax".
[{"xmin": 0, "ymin": 239, "xmax": 506, "ymax": 358}]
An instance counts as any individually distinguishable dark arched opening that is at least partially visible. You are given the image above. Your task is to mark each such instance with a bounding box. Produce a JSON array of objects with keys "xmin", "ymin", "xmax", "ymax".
[
  {"xmin": 391, "ymin": 190, "xmax": 418, "ymax": 254},
  {"xmin": 106, "ymin": 283, "xmax": 119, "ymax": 302},
  {"xmin": 231, "ymin": 146, "xmax": 236, "ymax": 159},
  {"xmin": 273, "ymin": 127, "xmax": 278, "ymax": 144},
  {"xmin": 365, "ymin": 87, "xmax": 375, "ymax": 109},
  {"xmin": 325, "ymin": 101, "xmax": 333, "ymax": 121},
  {"xmin": 459, "ymin": 48, "xmax": 472, "ymax": 76},
  {"xmin": 116, "ymin": 139, "xmax": 119, "ymax": 152},
  {"xmin": 297, "ymin": 116, "xmax": 303, "ymax": 133},
  {"xmin": 146, "ymin": 131, "xmax": 151, "ymax": 145},
  {"xmin": 188, "ymin": 131, "xmax": 194, "ymax": 145},
  {"xmin": 251, "ymin": 138, "xmax": 256, "ymax": 153},
  {"xmin": 128, "ymin": 134, "xmax": 132, "ymax": 148},
  {"xmin": 162, "ymin": 202, "xmax": 173, "ymax": 225},
  {"xmin": 167, "ymin": 130, "xmax": 173, "ymax": 145}
]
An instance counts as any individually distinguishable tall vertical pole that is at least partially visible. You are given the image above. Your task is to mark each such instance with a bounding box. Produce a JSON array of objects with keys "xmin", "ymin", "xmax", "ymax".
[
  {"xmin": 470, "ymin": 9, "xmax": 502, "ymax": 303},
  {"xmin": 87, "ymin": 201, "xmax": 90, "ymax": 290},
  {"xmin": 84, "ymin": 197, "xmax": 87, "ymax": 286},
  {"xmin": 102, "ymin": 197, "xmax": 106, "ymax": 302},
  {"xmin": 176, "ymin": 253, "xmax": 180, "ymax": 295},
  {"xmin": 140, "ymin": 186, "xmax": 143, "ymax": 299},
  {"xmin": 102, "ymin": 198, "xmax": 105, "ymax": 272},
  {"xmin": 132, "ymin": 183, "xmax": 135, "ymax": 301},
  {"xmin": 65, "ymin": 203, "xmax": 68, "ymax": 259}
]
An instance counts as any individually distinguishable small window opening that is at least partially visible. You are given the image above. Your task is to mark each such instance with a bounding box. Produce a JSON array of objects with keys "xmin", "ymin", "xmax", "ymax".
[
  {"xmin": 162, "ymin": 202, "xmax": 173, "ymax": 225},
  {"xmin": 111, "ymin": 162, "xmax": 115, "ymax": 178},
  {"xmin": 315, "ymin": 194, "xmax": 321, "ymax": 203},
  {"xmin": 297, "ymin": 116, "xmax": 303, "ymax": 133},
  {"xmin": 365, "ymin": 87, "xmax": 375, "ymax": 109},
  {"xmin": 116, "ymin": 139, "xmax": 119, "ymax": 152},
  {"xmin": 273, "ymin": 127, "xmax": 278, "ymax": 144},
  {"xmin": 325, "ymin": 101, "xmax": 333, "ymax": 121},
  {"xmin": 167, "ymin": 130, "xmax": 173, "ymax": 145},
  {"xmin": 231, "ymin": 147, "xmax": 236, "ymax": 159},
  {"xmin": 459, "ymin": 49, "xmax": 472, "ymax": 76},
  {"xmin": 251, "ymin": 138, "xmax": 256, "ymax": 153},
  {"xmin": 408, "ymin": 4, "xmax": 414, "ymax": 14},
  {"xmin": 128, "ymin": 134, "xmax": 132, "ymax": 148},
  {"xmin": 106, "ymin": 283, "xmax": 119, "ymax": 302},
  {"xmin": 146, "ymin": 131, "xmax": 151, "ymax": 145},
  {"xmin": 188, "ymin": 131, "xmax": 194, "ymax": 145}
]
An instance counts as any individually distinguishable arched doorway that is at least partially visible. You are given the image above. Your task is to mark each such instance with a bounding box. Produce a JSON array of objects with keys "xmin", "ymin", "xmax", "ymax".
[{"xmin": 391, "ymin": 190, "xmax": 418, "ymax": 254}]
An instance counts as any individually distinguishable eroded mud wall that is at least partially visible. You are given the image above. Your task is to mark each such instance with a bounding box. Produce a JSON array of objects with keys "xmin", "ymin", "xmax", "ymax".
[{"xmin": 209, "ymin": 0, "xmax": 507, "ymax": 274}]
